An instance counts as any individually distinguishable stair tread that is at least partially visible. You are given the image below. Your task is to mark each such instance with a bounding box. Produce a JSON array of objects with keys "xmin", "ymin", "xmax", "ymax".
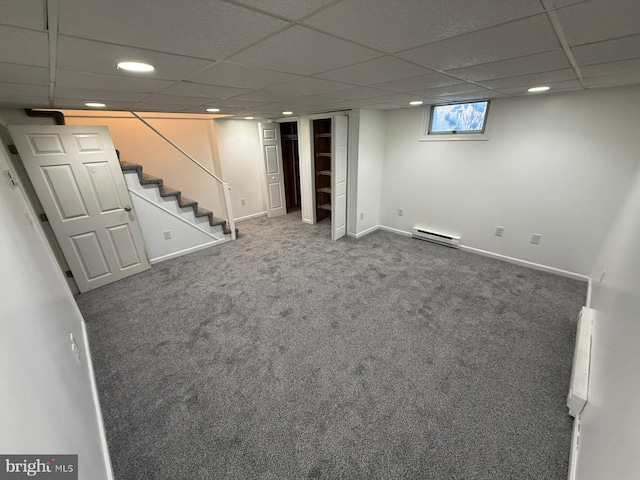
[
  {"xmin": 195, "ymin": 208, "xmax": 212, "ymax": 217},
  {"xmin": 160, "ymin": 186, "xmax": 181, "ymax": 197}
]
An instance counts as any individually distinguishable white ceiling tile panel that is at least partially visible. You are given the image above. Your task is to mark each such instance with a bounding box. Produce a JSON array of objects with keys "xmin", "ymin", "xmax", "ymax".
[
  {"xmin": 0, "ymin": 94, "xmax": 49, "ymax": 107},
  {"xmin": 496, "ymin": 79, "xmax": 583, "ymax": 95},
  {"xmin": 130, "ymin": 95, "xmax": 212, "ymax": 106},
  {"xmin": 126, "ymin": 103, "xmax": 201, "ymax": 112},
  {"xmin": 58, "ymin": 0, "xmax": 289, "ymax": 60},
  {"xmin": 327, "ymin": 87, "xmax": 397, "ymax": 100},
  {"xmin": 203, "ymin": 98, "xmax": 270, "ymax": 108},
  {"xmin": 583, "ymin": 71, "xmax": 640, "ymax": 88},
  {"xmin": 479, "ymin": 69, "xmax": 577, "ymax": 89},
  {"xmin": 266, "ymin": 77, "xmax": 354, "ymax": 95},
  {"xmin": 230, "ymin": 0, "xmax": 336, "ymax": 19},
  {"xmin": 285, "ymin": 95, "xmax": 343, "ymax": 106},
  {"xmin": 398, "ymin": 15, "xmax": 560, "ymax": 71},
  {"xmin": 371, "ymin": 72, "xmax": 464, "ymax": 92},
  {"xmin": 54, "ymin": 99, "xmax": 135, "ymax": 110},
  {"xmin": 229, "ymin": 90, "xmax": 296, "ymax": 102},
  {"xmin": 1, "ymin": 0, "xmax": 46, "ymax": 30},
  {"xmin": 159, "ymin": 82, "xmax": 252, "ymax": 99},
  {"xmin": 56, "ymin": 70, "xmax": 174, "ymax": 92},
  {"xmin": 57, "ymin": 37, "xmax": 215, "ymax": 81},
  {"xmin": 314, "ymin": 56, "xmax": 431, "ymax": 86},
  {"xmin": 0, "ymin": 82, "xmax": 48, "ymax": 97},
  {"xmin": 572, "ymin": 35, "xmax": 640, "ymax": 66},
  {"xmin": 435, "ymin": 91, "xmax": 506, "ymax": 102},
  {"xmin": 227, "ymin": 25, "xmax": 381, "ymax": 75},
  {"xmin": 410, "ymin": 83, "xmax": 492, "ymax": 98},
  {"xmin": 186, "ymin": 62, "xmax": 301, "ymax": 89},
  {"xmin": 581, "ymin": 58, "xmax": 640, "ymax": 78},
  {"xmin": 0, "ymin": 26, "xmax": 48, "ymax": 67},
  {"xmin": 0, "ymin": 63, "xmax": 49, "ymax": 86},
  {"xmin": 557, "ymin": 0, "xmax": 640, "ymax": 46},
  {"xmin": 54, "ymin": 87, "xmax": 150, "ymax": 102},
  {"xmin": 304, "ymin": 0, "xmax": 544, "ymax": 53},
  {"xmin": 446, "ymin": 51, "xmax": 570, "ymax": 82}
]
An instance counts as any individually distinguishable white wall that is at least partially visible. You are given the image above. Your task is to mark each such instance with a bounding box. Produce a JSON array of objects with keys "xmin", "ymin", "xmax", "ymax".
[
  {"xmin": 574, "ymin": 160, "xmax": 640, "ymax": 479},
  {"xmin": 354, "ymin": 109, "xmax": 385, "ymax": 237},
  {"xmin": 214, "ymin": 119, "xmax": 267, "ymax": 221},
  {"xmin": 65, "ymin": 112, "xmax": 227, "ymax": 221},
  {"xmin": 380, "ymin": 86, "xmax": 640, "ymax": 277},
  {"xmin": 0, "ymin": 145, "xmax": 112, "ymax": 479}
]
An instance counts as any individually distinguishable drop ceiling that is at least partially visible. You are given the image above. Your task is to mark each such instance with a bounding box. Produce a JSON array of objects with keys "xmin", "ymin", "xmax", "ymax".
[{"xmin": 0, "ymin": 0, "xmax": 638, "ymax": 118}]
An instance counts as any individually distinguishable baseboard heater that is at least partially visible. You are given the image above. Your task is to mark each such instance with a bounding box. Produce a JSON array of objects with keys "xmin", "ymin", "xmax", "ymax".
[
  {"xmin": 567, "ymin": 306, "xmax": 594, "ymax": 417},
  {"xmin": 412, "ymin": 227, "xmax": 461, "ymax": 248}
]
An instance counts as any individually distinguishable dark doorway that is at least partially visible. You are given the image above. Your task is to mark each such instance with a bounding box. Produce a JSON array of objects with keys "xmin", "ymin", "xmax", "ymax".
[{"xmin": 280, "ymin": 122, "xmax": 301, "ymax": 212}]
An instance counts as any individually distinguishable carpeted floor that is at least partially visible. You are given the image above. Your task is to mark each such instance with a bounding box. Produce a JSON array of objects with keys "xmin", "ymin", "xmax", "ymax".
[{"xmin": 76, "ymin": 212, "xmax": 586, "ymax": 479}]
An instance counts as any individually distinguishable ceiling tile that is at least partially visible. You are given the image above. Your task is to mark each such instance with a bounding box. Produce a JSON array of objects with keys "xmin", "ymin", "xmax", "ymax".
[
  {"xmin": 158, "ymin": 82, "xmax": 251, "ymax": 99},
  {"xmin": 410, "ymin": 83, "xmax": 491, "ymax": 98},
  {"xmin": 54, "ymin": 87, "xmax": 150, "ymax": 102},
  {"xmin": 227, "ymin": 25, "xmax": 380, "ymax": 75},
  {"xmin": 0, "ymin": 83, "xmax": 48, "ymax": 100},
  {"xmin": 58, "ymin": 0, "xmax": 289, "ymax": 60},
  {"xmin": 371, "ymin": 72, "xmax": 464, "ymax": 92},
  {"xmin": 186, "ymin": 62, "xmax": 300, "ymax": 89},
  {"xmin": 229, "ymin": 90, "xmax": 295, "ymax": 102},
  {"xmin": 496, "ymin": 79, "xmax": 583, "ymax": 95},
  {"xmin": 446, "ymin": 50, "xmax": 570, "ymax": 82},
  {"xmin": 479, "ymin": 69, "xmax": 577, "ymax": 89},
  {"xmin": 327, "ymin": 87, "xmax": 396, "ymax": 100},
  {"xmin": 125, "ymin": 103, "xmax": 199, "ymax": 112},
  {"xmin": 1, "ymin": 0, "xmax": 46, "ymax": 30},
  {"xmin": 557, "ymin": 0, "xmax": 640, "ymax": 46},
  {"xmin": 0, "ymin": 63, "xmax": 49, "ymax": 86},
  {"xmin": 285, "ymin": 95, "xmax": 343, "ymax": 106},
  {"xmin": 581, "ymin": 58, "xmax": 640, "ymax": 78},
  {"xmin": 398, "ymin": 14, "xmax": 560, "ymax": 71},
  {"xmin": 572, "ymin": 35, "xmax": 640, "ymax": 66},
  {"xmin": 266, "ymin": 77, "xmax": 354, "ymax": 95},
  {"xmin": 130, "ymin": 95, "xmax": 211, "ymax": 106},
  {"xmin": 315, "ymin": 56, "xmax": 431, "ymax": 86},
  {"xmin": 56, "ymin": 70, "xmax": 174, "ymax": 92},
  {"xmin": 57, "ymin": 37, "xmax": 215, "ymax": 81},
  {"xmin": 203, "ymin": 98, "xmax": 270, "ymax": 108},
  {"xmin": 231, "ymin": 0, "xmax": 335, "ymax": 19},
  {"xmin": 54, "ymin": 99, "xmax": 135, "ymax": 110},
  {"xmin": 437, "ymin": 91, "xmax": 506, "ymax": 102},
  {"xmin": 0, "ymin": 94, "xmax": 49, "ymax": 107},
  {"xmin": 305, "ymin": 0, "xmax": 543, "ymax": 53},
  {"xmin": 583, "ymin": 71, "xmax": 640, "ymax": 88},
  {"xmin": 0, "ymin": 25, "xmax": 48, "ymax": 67}
]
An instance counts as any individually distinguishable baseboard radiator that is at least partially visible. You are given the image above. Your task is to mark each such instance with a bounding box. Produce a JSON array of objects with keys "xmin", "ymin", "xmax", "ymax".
[
  {"xmin": 567, "ymin": 306, "xmax": 595, "ymax": 417},
  {"xmin": 412, "ymin": 227, "xmax": 461, "ymax": 248}
]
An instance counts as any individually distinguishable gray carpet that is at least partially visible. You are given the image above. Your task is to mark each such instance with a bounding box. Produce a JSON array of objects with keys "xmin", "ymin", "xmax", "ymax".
[{"xmin": 76, "ymin": 212, "xmax": 586, "ymax": 480}]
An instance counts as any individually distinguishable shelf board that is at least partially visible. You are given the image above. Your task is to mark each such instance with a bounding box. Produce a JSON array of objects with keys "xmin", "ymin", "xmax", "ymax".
[
  {"xmin": 315, "ymin": 133, "xmax": 332, "ymax": 138},
  {"xmin": 315, "ymin": 152, "xmax": 331, "ymax": 157},
  {"xmin": 319, "ymin": 204, "xmax": 332, "ymax": 211},
  {"xmin": 317, "ymin": 187, "xmax": 331, "ymax": 193},
  {"xmin": 317, "ymin": 170, "xmax": 331, "ymax": 176}
]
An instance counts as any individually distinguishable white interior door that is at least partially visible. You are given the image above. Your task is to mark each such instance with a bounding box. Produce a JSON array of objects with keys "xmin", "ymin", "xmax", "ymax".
[
  {"xmin": 258, "ymin": 122, "xmax": 286, "ymax": 217},
  {"xmin": 9, "ymin": 125, "xmax": 150, "ymax": 292},
  {"xmin": 332, "ymin": 115, "xmax": 348, "ymax": 240}
]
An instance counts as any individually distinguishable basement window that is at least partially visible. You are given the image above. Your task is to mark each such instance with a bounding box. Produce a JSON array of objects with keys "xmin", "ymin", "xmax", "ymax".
[{"xmin": 420, "ymin": 100, "xmax": 491, "ymax": 141}]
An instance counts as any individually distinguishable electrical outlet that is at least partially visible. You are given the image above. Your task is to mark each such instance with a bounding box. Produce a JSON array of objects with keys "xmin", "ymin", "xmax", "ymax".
[
  {"xmin": 398, "ymin": 208, "xmax": 403, "ymax": 217},
  {"xmin": 360, "ymin": 213, "xmax": 364, "ymax": 220},
  {"xmin": 241, "ymin": 198, "xmax": 246, "ymax": 206},
  {"xmin": 531, "ymin": 233, "xmax": 542, "ymax": 245},
  {"xmin": 164, "ymin": 230, "xmax": 171, "ymax": 240},
  {"xmin": 495, "ymin": 226, "xmax": 504, "ymax": 237}
]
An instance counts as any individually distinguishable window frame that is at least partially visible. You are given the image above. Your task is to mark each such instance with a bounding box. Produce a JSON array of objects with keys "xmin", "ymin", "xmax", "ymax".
[{"xmin": 419, "ymin": 100, "xmax": 492, "ymax": 142}]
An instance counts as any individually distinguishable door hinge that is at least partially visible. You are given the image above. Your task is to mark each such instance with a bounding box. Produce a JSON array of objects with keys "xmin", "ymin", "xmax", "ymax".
[
  {"xmin": 4, "ymin": 170, "xmax": 18, "ymax": 187},
  {"xmin": 8, "ymin": 144, "xmax": 18, "ymax": 155},
  {"xmin": 39, "ymin": 213, "xmax": 49, "ymax": 222},
  {"xmin": 65, "ymin": 270, "xmax": 74, "ymax": 278}
]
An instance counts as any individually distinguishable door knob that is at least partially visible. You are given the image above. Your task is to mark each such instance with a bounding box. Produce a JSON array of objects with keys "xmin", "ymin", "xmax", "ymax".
[{"xmin": 124, "ymin": 206, "xmax": 132, "ymax": 212}]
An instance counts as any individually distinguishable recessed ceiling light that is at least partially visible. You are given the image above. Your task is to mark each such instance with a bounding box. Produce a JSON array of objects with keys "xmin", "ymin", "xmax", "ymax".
[
  {"xmin": 244, "ymin": 116, "xmax": 254, "ymax": 120},
  {"xmin": 282, "ymin": 111, "xmax": 293, "ymax": 115},
  {"xmin": 117, "ymin": 61, "xmax": 155, "ymax": 72},
  {"xmin": 528, "ymin": 86, "xmax": 550, "ymax": 93},
  {"xmin": 206, "ymin": 108, "xmax": 220, "ymax": 112},
  {"xmin": 409, "ymin": 100, "xmax": 424, "ymax": 106},
  {"xmin": 85, "ymin": 102, "xmax": 106, "ymax": 108}
]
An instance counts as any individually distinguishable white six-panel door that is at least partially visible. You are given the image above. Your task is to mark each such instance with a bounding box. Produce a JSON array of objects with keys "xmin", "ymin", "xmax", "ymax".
[
  {"xmin": 331, "ymin": 115, "xmax": 348, "ymax": 241},
  {"xmin": 9, "ymin": 125, "xmax": 150, "ymax": 292},
  {"xmin": 258, "ymin": 122, "xmax": 286, "ymax": 218}
]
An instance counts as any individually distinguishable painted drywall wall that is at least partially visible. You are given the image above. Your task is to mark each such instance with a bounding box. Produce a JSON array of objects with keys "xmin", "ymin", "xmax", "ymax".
[
  {"xmin": 355, "ymin": 109, "xmax": 385, "ymax": 236},
  {"xmin": 380, "ymin": 85, "xmax": 640, "ymax": 277},
  {"xmin": 64, "ymin": 112, "xmax": 227, "ymax": 221},
  {"xmin": 214, "ymin": 118, "xmax": 267, "ymax": 221},
  {"xmin": 124, "ymin": 172, "xmax": 228, "ymax": 264},
  {"xmin": 0, "ymin": 145, "xmax": 112, "ymax": 479},
  {"xmin": 574, "ymin": 161, "xmax": 640, "ymax": 479}
]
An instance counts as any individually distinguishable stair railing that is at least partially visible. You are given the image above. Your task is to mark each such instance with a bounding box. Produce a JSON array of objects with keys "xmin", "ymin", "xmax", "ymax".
[{"xmin": 130, "ymin": 112, "xmax": 236, "ymax": 240}]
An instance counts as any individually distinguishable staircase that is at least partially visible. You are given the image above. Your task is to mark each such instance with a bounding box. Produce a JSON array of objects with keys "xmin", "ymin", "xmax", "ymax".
[{"xmin": 120, "ymin": 161, "xmax": 238, "ymax": 264}]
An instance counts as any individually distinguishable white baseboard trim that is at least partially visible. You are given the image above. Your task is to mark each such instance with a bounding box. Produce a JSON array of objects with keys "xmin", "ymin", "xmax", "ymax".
[
  {"xmin": 459, "ymin": 246, "xmax": 589, "ymax": 281},
  {"xmin": 378, "ymin": 225, "xmax": 412, "ymax": 237},
  {"xmin": 302, "ymin": 217, "xmax": 313, "ymax": 225},
  {"xmin": 353, "ymin": 225, "xmax": 379, "ymax": 238},
  {"xmin": 81, "ymin": 320, "xmax": 115, "ymax": 480},
  {"xmin": 149, "ymin": 239, "xmax": 228, "ymax": 264},
  {"xmin": 234, "ymin": 211, "xmax": 267, "ymax": 222},
  {"xmin": 567, "ymin": 417, "xmax": 580, "ymax": 480}
]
